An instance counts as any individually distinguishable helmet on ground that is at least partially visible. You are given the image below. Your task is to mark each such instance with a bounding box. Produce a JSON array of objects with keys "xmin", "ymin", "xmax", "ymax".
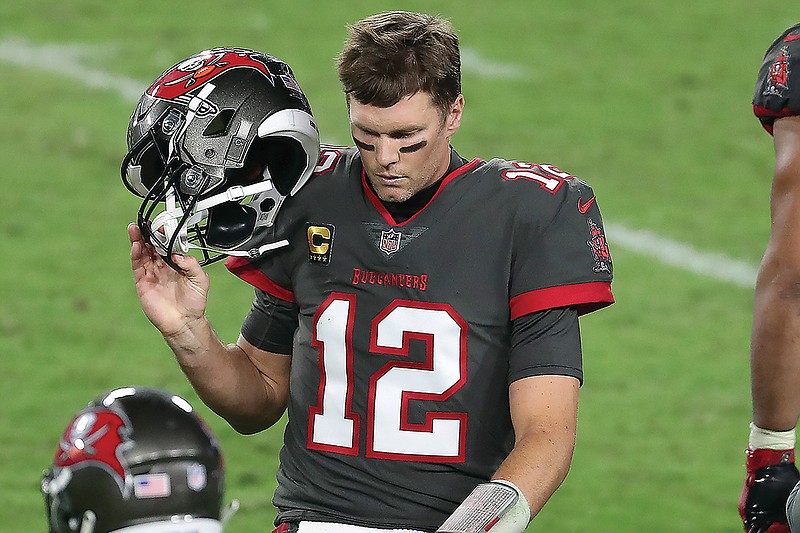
[
  {"xmin": 121, "ymin": 47, "xmax": 320, "ymax": 268},
  {"xmin": 41, "ymin": 386, "xmax": 236, "ymax": 533}
]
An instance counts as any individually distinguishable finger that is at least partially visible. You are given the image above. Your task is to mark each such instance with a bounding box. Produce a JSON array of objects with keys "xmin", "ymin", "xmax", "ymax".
[
  {"xmin": 130, "ymin": 225, "xmax": 164, "ymax": 270},
  {"xmin": 131, "ymin": 239, "xmax": 142, "ymax": 262},
  {"xmin": 130, "ymin": 231, "xmax": 146, "ymax": 265},
  {"xmin": 128, "ymin": 222, "xmax": 142, "ymax": 243}
]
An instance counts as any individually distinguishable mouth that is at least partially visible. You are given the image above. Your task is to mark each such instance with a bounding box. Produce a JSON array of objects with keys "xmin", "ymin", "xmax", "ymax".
[{"xmin": 375, "ymin": 173, "xmax": 405, "ymax": 184}]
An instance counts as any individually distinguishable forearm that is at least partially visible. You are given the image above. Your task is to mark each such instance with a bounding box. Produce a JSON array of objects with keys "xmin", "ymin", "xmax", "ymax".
[
  {"xmin": 163, "ymin": 317, "xmax": 286, "ymax": 434},
  {"xmin": 752, "ymin": 116, "xmax": 800, "ymax": 432},
  {"xmin": 492, "ymin": 418, "xmax": 576, "ymax": 518},
  {"xmin": 751, "ymin": 271, "xmax": 800, "ymax": 431}
]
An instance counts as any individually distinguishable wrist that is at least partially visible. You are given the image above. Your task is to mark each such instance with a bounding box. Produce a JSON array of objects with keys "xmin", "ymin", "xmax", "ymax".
[
  {"xmin": 162, "ymin": 316, "xmax": 215, "ymax": 357},
  {"xmin": 749, "ymin": 422, "xmax": 796, "ymax": 450},
  {"xmin": 437, "ymin": 480, "xmax": 530, "ymax": 533}
]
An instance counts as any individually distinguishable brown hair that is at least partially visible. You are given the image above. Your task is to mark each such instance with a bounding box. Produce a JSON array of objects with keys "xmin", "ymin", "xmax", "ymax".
[{"xmin": 336, "ymin": 11, "xmax": 461, "ymax": 117}]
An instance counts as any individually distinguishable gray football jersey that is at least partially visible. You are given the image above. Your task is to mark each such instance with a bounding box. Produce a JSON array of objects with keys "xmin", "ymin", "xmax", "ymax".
[{"xmin": 226, "ymin": 145, "xmax": 614, "ymax": 530}]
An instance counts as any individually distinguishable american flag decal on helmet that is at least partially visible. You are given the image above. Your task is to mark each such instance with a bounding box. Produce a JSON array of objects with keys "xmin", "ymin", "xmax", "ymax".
[{"xmin": 133, "ymin": 473, "xmax": 172, "ymax": 498}]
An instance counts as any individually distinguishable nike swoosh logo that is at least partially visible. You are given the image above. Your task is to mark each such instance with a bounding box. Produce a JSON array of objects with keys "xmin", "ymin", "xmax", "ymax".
[
  {"xmin": 577, "ymin": 196, "xmax": 596, "ymax": 214},
  {"xmin": 785, "ymin": 33, "xmax": 800, "ymax": 42}
]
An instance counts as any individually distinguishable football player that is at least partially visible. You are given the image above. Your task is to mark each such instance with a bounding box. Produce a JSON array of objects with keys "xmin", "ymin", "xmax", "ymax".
[
  {"xmin": 124, "ymin": 12, "xmax": 614, "ymax": 533},
  {"xmin": 741, "ymin": 22, "xmax": 800, "ymax": 533},
  {"xmin": 41, "ymin": 386, "xmax": 237, "ymax": 533}
]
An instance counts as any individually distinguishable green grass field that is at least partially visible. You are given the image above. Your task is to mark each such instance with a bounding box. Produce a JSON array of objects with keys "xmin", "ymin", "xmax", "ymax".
[{"xmin": 1, "ymin": 1, "xmax": 795, "ymax": 531}]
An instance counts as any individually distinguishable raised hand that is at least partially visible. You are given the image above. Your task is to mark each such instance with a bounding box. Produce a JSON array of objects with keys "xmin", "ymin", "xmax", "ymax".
[{"xmin": 128, "ymin": 223, "xmax": 210, "ymax": 338}]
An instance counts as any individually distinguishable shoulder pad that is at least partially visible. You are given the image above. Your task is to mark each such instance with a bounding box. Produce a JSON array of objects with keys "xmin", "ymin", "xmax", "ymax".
[{"xmin": 753, "ymin": 23, "xmax": 800, "ymax": 134}]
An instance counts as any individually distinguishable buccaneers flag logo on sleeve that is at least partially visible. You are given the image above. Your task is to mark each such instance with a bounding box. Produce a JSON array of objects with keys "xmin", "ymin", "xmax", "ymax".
[
  {"xmin": 765, "ymin": 46, "xmax": 791, "ymax": 97},
  {"xmin": 587, "ymin": 218, "xmax": 612, "ymax": 273}
]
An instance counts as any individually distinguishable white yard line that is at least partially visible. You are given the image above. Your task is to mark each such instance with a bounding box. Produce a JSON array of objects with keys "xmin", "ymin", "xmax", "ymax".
[
  {"xmin": 0, "ymin": 37, "xmax": 145, "ymax": 102},
  {"xmin": 461, "ymin": 48, "xmax": 530, "ymax": 79},
  {"xmin": 0, "ymin": 37, "xmax": 761, "ymax": 289},
  {"xmin": 604, "ymin": 223, "xmax": 757, "ymax": 288}
]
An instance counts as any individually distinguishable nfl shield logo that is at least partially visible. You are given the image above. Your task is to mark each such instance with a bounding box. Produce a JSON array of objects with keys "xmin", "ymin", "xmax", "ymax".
[
  {"xmin": 380, "ymin": 229, "xmax": 402, "ymax": 255},
  {"xmin": 187, "ymin": 463, "xmax": 207, "ymax": 492}
]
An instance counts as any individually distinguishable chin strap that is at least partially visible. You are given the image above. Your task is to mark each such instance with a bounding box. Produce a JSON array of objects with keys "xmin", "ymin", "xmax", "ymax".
[{"xmin": 217, "ymin": 239, "xmax": 290, "ymax": 258}]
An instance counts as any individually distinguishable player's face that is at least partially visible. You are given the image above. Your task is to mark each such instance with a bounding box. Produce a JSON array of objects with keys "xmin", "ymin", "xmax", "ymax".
[{"xmin": 349, "ymin": 92, "xmax": 463, "ymax": 203}]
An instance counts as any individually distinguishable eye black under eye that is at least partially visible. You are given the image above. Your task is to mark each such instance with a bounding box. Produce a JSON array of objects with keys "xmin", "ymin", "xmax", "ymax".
[
  {"xmin": 399, "ymin": 140, "xmax": 427, "ymax": 153},
  {"xmin": 352, "ymin": 137, "xmax": 375, "ymax": 151}
]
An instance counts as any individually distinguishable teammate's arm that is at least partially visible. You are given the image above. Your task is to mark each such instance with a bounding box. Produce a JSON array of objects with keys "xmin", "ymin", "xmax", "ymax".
[
  {"xmin": 741, "ymin": 23, "xmax": 800, "ymax": 531},
  {"xmin": 751, "ymin": 115, "xmax": 800, "ymax": 433},
  {"xmin": 739, "ymin": 116, "xmax": 800, "ymax": 532},
  {"xmin": 129, "ymin": 223, "xmax": 291, "ymax": 434}
]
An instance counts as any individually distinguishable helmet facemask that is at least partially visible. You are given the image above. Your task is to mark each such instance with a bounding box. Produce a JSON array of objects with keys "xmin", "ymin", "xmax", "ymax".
[{"xmin": 121, "ymin": 48, "xmax": 320, "ymax": 270}]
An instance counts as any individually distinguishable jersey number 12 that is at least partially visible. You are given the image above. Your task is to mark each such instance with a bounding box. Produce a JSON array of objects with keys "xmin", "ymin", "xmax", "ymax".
[{"xmin": 308, "ymin": 293, "xmax": 468, "ymax": 462}]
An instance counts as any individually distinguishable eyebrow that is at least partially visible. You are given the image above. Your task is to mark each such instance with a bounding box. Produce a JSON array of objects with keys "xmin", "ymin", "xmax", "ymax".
[{"xmin": 352, "ymin": 122, "xmax": 422, "ymax": 138}]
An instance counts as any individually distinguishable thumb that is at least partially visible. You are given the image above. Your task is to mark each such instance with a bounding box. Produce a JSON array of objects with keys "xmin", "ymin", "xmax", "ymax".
[
  {"xmin": 172, "ymin": 253, "xmax": 202, "ymax": 275},
  {"xmin": 172, "ymin": 254, "xmax": 210, "ymax": 297}
]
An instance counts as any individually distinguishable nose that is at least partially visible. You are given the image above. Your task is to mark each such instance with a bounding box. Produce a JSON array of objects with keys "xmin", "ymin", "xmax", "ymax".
[{"xmin": 374, "ymin": 138, "xmax": 400, "ymax": 168}]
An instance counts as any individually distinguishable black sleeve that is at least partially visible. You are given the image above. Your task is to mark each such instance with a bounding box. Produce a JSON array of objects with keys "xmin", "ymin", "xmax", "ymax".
[
  {"xmin": 509, "ymin": 175, "xmax": 613, "ymax": 318},
  {"xmin": 240, "ymin": 289, "xmax": 299, "ymax": 355},
  {"xmin": 508, "ymin": 306, "xmax": 583, "ymax": 385},
  {"xmin": 753, "ymin": 23, "xmax": 800, "ymax": 134}
]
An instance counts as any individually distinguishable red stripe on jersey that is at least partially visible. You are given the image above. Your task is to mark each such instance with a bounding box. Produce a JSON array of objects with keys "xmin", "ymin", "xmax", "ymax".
[
  {"xmin": 510, "ymin": 281, "xmax": 614, "ymax": 319},
  {"xmin": 225, "ymin": 256, "xmax": 295, "ymax": 302},
  {"xmin": 753, "ymin": 103, "xmax": 793, "ymax": 119},
  {"xmin": 271, "ymin": 523, "xmax": 290, "ymax": 533}
]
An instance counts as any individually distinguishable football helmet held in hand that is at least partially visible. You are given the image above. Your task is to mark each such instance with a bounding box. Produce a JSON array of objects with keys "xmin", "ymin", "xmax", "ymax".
[
  {"xmin": 121, "ymin": 47, "xmax": 320, "ymax": 269},
  {"xmin": 41, "ymin": 386, "xmax": 237, "ymax": 533}
]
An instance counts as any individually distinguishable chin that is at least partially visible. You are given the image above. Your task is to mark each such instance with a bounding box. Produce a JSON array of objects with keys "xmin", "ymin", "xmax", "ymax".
[
  {"xmin": 371, "ymin": 184, "xmax": 403, "ymax": 202},
  {"xmin": 379, "ymin": 190, "xmax": 412, "ymax": 203}
]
